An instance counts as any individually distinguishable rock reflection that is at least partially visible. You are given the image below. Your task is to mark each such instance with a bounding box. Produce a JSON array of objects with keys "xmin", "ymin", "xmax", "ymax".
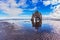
[{"xmin": 31, "ymin": 20, "xmax": 42, "ymax": 30}]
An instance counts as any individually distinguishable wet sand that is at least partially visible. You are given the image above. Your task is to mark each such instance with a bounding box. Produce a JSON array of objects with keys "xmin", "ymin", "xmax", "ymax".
[{"xmin": 0, "ymin": 21, "xmax": 60, "ymax": 40}]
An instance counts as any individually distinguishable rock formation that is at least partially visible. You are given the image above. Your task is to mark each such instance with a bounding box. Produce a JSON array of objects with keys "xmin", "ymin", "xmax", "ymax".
[{"xmin": 31, "ymin": 10, "xmax": 42, "ymax": 30}]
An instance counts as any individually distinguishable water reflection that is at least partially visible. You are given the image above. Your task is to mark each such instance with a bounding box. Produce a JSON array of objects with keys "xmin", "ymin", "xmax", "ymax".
[
  {"xmin": 0, "ymin": 20, "xmax": 60, "ymax": 40},
  {"xmin": 31, "ymin": 18, "xmax": 42, "ymax": 31}
]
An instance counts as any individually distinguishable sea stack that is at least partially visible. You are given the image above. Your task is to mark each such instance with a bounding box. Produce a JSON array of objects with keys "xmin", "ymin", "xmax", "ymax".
[{"xmin": 31, "ymin": 10, "xmax": 42, "ymax": 30}]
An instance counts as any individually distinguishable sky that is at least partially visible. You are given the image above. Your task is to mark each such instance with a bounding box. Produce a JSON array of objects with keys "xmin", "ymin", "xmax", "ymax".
[{"xmin": 0, "ymin": 0, "xmax": 60, "ymax": 18}]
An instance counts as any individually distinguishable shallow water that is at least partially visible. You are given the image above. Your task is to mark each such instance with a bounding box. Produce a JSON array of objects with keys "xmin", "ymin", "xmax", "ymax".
[{"xmin": 0, "ymin": 20, "xmax": 60, "ymax": 40}]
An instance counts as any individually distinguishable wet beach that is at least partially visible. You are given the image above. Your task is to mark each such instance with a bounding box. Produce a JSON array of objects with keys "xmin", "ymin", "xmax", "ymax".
[{"xmin": 0, "ymin": 20, "xmax": 60, "ymax": 40}]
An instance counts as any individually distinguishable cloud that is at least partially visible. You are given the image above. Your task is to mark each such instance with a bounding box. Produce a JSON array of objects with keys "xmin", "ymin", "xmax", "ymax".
[
  {"xmin": 23, "ymin": 7, "xmax": 37, "ymax": 11},
  {"xmin": 0, "ymin": 0, "xmax": 23, "ymax": 16},
  {"xmin": 49, "ymin": 5, "xmax": 60, "ymax": 19},
  {"xmin": 51, "ymin": 0, "xmax": 60, "ymax": 5},
  {"xmin": 0, "ymin": 15, "xmax": 31, "ymax": 20},
  {"xmin": 43, "ymin": 1, "xmax": 51, "ymax": 6},
  {"xmin": 42, "ymin": 0, "xmax": 60, "ymax": 19},
  {"xmin": 43, "ymin": 0, "xmax": 60, "ymax": 6},
  {"xmin": 32, "ymin": 0, "xmax": 38, "ymax": 4},
  {"xmin": 18, "ymin": 0, "xmax": 28, "ymax": 7},
  {"xmin": 16, "ymin": 0, "xmax": 29, "ymax": 9}
]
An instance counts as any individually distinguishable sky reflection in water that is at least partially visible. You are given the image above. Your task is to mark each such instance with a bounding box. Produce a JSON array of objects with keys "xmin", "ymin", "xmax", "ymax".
[
  {"xmin": 14, "ymin": 20, "xmax": 54, "ymax": 33},
  {"xmin": 2, "ymin": 20, "xmax": 59, "ymax": 34},
  {"xmin": 0, "ymin": 20, "xmax": 60, "ymax": 40}
]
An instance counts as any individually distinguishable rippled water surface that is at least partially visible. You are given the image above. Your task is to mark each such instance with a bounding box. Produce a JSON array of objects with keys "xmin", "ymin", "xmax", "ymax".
[{"xmin": 0, "ymin": 20, "xmax": 60, "ymax": 40}]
